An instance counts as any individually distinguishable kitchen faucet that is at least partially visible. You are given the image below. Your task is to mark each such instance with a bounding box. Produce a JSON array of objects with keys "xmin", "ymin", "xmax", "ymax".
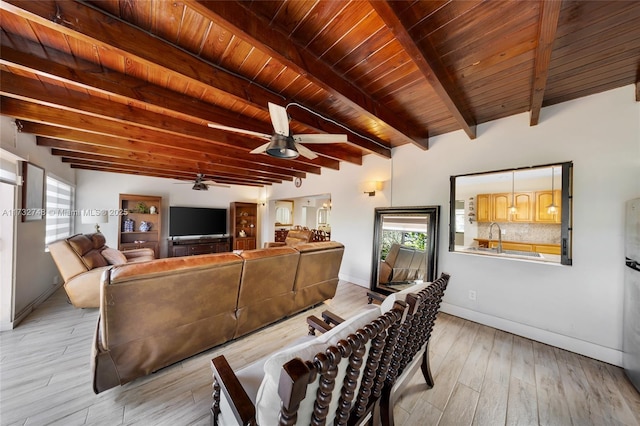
[{"xmin": 488, "ymin": 222, "xmax": 504, "ymax": 253}]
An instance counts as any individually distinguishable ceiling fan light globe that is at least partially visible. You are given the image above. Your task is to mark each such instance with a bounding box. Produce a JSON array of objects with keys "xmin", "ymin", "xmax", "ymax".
[
  {"xmin": 266, "ymin": 134, "xmax": 299, "ymax": 159},
  {"xmin": 192, "ymin": 182, "xmax": 208, "ymax": 191}
]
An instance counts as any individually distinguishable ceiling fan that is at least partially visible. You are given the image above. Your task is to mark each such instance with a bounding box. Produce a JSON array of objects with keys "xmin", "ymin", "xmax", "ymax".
[
  {"xmin": 208, "ymin": 102, "xmax": 347, "ymax": 159},
  {"xmin": 174, "ymin": 174, "xmax": 230, "ymax": 190}
]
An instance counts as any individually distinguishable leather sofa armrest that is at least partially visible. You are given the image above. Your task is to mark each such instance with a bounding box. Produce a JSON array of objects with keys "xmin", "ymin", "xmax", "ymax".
[
  {"xmin": 65, "ymin": 266, "xmax": 110, "ymax": 308},
  {"xmin": 123, "ymin": 248, "xmax": 155, "ymax": 261},
  {"xmin": 379, "ymin": 260, "xmax": 392, "ymax": 283},
  {"xmin": 211, "ymin": 355, "xmax": 256, "ymax": 425}
]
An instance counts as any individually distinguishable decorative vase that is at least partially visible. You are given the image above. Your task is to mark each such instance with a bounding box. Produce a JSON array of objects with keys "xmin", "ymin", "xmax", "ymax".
[
  {"xmin": 124, "ymin": 218, "xmax": 134, "ymax": 232},
  {"xmin": 139, "ymin": 221, "xmax": 151, "ymax": 232},
  {"xmin": 149, "ymin": 206, "xmax": 157, "ymax": 214}
]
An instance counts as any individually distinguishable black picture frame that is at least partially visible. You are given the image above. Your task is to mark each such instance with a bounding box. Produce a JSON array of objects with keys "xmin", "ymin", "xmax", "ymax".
[{"xmin": 21, "ymin": 162, "xmax": 44, "ymax": 222}]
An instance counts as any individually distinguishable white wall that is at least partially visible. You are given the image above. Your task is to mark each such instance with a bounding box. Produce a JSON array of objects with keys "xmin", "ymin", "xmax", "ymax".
[
  {"xmin": 1, "ymin": 116, "xmax": 76, "ymax": 322},
  {"xmin": 75, "ymin": 171, "xmax": 261, "ymax": 257},
  {"xmin": 270, "ymin": 85, "xmax": 640, "ymax": 366}
]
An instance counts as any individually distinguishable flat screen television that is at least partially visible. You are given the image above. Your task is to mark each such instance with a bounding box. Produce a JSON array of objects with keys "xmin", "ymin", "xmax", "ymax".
[{"xmin": 169, "ymin": 206, "xmax": 227, "ymax": 237}]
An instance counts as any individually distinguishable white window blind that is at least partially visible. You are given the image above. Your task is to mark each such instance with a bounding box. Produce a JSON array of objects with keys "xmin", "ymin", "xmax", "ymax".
[{"xmin": 45, "ymin": 176, "xmax": 74, "ymax": 246}]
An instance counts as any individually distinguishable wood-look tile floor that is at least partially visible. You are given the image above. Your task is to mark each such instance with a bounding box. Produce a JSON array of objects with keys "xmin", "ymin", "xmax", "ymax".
[{"xmin": 1, "ymin": 282, "xmax": 639, "ymax": 425}]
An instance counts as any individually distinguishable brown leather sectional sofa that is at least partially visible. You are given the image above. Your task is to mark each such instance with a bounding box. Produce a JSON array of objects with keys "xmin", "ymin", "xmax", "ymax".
[{"xmin": 92, "ymin": 241, "xmax": 344, "ymax": 393}]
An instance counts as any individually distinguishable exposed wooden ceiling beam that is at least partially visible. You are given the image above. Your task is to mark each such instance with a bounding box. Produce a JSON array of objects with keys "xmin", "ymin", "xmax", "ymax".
[
  {"xmin": 59, "ymin": 156, "xmax": 279, "ymax": 186},
  {"xmin": 369, "ymin": 0, "xmax": 477, "ymax": 141},
  {"xmin": 2, "ymin": 97, "xmax": 339, "ymax": 172},
  {"xmin": 1, "ymin": 0, "xmax": 387, "ymax": 157},
  {"xmin": 0, "ymin": 39, "xmax": 386, "ymax": 158},
  {"xmin": 529, "ymin": 0, "xmax": 562, "ymax": 126},
  {"xmin": 187, "ymin": 0, "xmax": 425, "ymax": 150},
  {"xmin": 25, "ymin": 122, "xmax": 306, "ymax": 179},
  {"xmin": 47, "ymin": 147, "xmax": 284, "ymax": 184},
  {"xmin": 1, "ymin": 71, "xmax": 348, "ymax": 168},
  {"xmin": 0, "ymin": 0, "xmax": 278, "ymax": 108},
  {"xmin": 67, "ymin": 163, "xmax": 266, "ymax": 187}
]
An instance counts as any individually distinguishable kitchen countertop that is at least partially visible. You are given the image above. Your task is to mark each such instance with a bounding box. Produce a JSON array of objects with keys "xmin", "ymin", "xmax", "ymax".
[{"xmin": 456, "ymin": 245, "xmax": 561, "ymax": 263}]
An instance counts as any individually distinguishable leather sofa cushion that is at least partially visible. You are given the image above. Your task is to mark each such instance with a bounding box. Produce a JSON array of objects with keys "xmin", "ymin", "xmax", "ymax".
[
  {"xmin": 108, "ymin": 252, "xmax": 242, "ymax": 283},
  {"xmin": 67, "ymin": 233, "xmax": 108, "ymax": 270},
  {"xmin": 68, "ymin": 234, "xmax": 94, "ymax": 257},
  {"xmin": 83, "ymin": 251, "xmax": 108, "ymax": 270},
  {"xmin": 101, "ymin": 248, "xmax": 127, "ymax": 265},
  {"xmin": 235, "ymin": 246, "xmax": 300, "ymax": 337},
  {"xmin": 88, "ymin": 233, "xmax": 106, "ymax": 249}
]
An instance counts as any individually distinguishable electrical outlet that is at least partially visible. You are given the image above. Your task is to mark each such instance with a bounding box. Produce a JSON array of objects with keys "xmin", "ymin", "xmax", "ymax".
[{"xmin": 468, "ymin": 290, "xmax": 477, "ymax": 301}]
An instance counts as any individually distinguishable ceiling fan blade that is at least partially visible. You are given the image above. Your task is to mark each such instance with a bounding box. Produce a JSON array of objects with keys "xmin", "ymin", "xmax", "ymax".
[
  {"xmin": 268, "ymin": 102, "xmax": 290, "ymax": 136},
  {"xmin": 250, "ymin": 141, "xmax": 272, "ymax": 154},
  {"xmin": 292, "ymin": 134, "xmax": 348, "ymax": 144},
  {"xmin": 294, "ymin": 142, "xmax": 318, "ymax": 159},
  {"xmin": 207, "ymin": 123, "xmax": 270, "ymax": 139},
  {"xmin": 202, "ymin": 181, "xmax": 231, "ymax": 188}
]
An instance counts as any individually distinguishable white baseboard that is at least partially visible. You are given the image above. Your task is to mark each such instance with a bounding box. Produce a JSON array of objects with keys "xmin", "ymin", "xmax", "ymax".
[
  {"xmin": 440, "ymin": 302, "xmax": 623, "ymax": 367},
  {"xmin": 339, "ymin": 274, "xmax": 368, "ymax": 288},
  {"xmin": 9, "ymin": 284, "xmax": 63, "ymax": 329}
]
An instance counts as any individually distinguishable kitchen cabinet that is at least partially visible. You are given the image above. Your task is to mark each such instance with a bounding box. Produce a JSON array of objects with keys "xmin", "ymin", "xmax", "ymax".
[
  {"xmin": 512, "ymin": 192, "xmax": 534, "ymax": 222},
  {"xmin": 477, "ymin": 192, "xmax": 534, "ymax": 223},
  {"xmin": 492, "ymin": 193, "xmax": 510, "ymax": 222},
  {"xmin": 118, "ymin": 194, "xmax": 161, "ymax": 258},
  {"xmin": 476, "ymin": 194, "xmax": 491, "ymax": 222},
  {"xmin": 535, "ymin": 190, "xmax": 561, "ymax": 223}
]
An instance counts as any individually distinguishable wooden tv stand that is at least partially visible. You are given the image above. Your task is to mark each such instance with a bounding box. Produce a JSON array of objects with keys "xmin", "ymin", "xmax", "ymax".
[{"xmin": 168, "ymin": 236, "xmax": 231, "ymax": 257}]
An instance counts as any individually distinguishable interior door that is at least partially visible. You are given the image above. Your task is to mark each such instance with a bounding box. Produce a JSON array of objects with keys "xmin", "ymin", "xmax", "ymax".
[{"xmin": 0, "ymin": 181, "xmax": 17, "ymax": 330}]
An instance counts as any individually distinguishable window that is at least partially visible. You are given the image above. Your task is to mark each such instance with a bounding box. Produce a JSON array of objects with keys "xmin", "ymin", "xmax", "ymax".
[
  {"xmin": 45, "ymin": 175, "xmax": 75, "ymax": 247},
  {"xmin": 449, "ymin": 162, "xmax": 572, "ymax": 265}
]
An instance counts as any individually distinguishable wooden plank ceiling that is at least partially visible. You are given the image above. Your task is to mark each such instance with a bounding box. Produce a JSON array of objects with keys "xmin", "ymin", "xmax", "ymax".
[{"xmin": 1, "ymin": 0, "xmax": 639, "ymax": 187}]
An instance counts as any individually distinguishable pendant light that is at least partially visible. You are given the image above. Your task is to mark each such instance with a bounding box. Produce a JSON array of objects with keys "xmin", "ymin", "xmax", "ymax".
[
  {"xmin": 547, "ymin": 166, "xmax": 558, "ymax": 214},
  {"xmin": 508, "ymin": 171, "xmax": 517, "ymax": 215}
]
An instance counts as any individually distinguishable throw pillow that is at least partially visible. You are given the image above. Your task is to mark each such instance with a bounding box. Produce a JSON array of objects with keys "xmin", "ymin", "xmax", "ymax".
[
  {"xmin": 102, "ymin": 247, "xmax": 128, "ymax": 265},
  {"xmin": 255, "ymin": 305, "xmax": 382, "ymax": 425}
]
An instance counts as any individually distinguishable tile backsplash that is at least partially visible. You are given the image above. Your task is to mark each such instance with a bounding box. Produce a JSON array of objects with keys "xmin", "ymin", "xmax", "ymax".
[{"xmin": 477, "ymin": 222, "xmax": 561, "ymax": 244}]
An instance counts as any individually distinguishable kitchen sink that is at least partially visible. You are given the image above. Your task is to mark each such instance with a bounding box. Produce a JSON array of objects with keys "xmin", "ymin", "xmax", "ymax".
[
  {"xmin": 503, "ymin": 250, "xmax": 542, "ymax": 258},
  {"xmin": 464, "ymin": 247, "xmax": 542, "ymax": 258}
]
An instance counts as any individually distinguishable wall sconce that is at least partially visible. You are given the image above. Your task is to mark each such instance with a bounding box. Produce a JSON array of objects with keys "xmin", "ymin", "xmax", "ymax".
[{"xmin": 363, "ymin": 181, "xmax": 383, "ymax": 196}]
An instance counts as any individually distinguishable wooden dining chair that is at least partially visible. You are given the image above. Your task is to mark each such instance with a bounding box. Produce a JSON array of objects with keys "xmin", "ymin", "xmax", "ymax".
[{"xmin": 211, "ymin": 301, "xmax": 407, "ymax": 425}]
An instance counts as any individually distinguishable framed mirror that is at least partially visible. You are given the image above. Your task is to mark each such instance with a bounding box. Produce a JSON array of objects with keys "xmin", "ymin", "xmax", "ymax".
[
  {"xmin": 449, "ymin": 162, "xmax": 573, "ymax": 265},
  {"xmin": 274, "ymin": 200, "xmax": 293, "ymax": 226},
  {"xmin": 371, "ymin": 206, "xmax": 440, "ymax": 294}
]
